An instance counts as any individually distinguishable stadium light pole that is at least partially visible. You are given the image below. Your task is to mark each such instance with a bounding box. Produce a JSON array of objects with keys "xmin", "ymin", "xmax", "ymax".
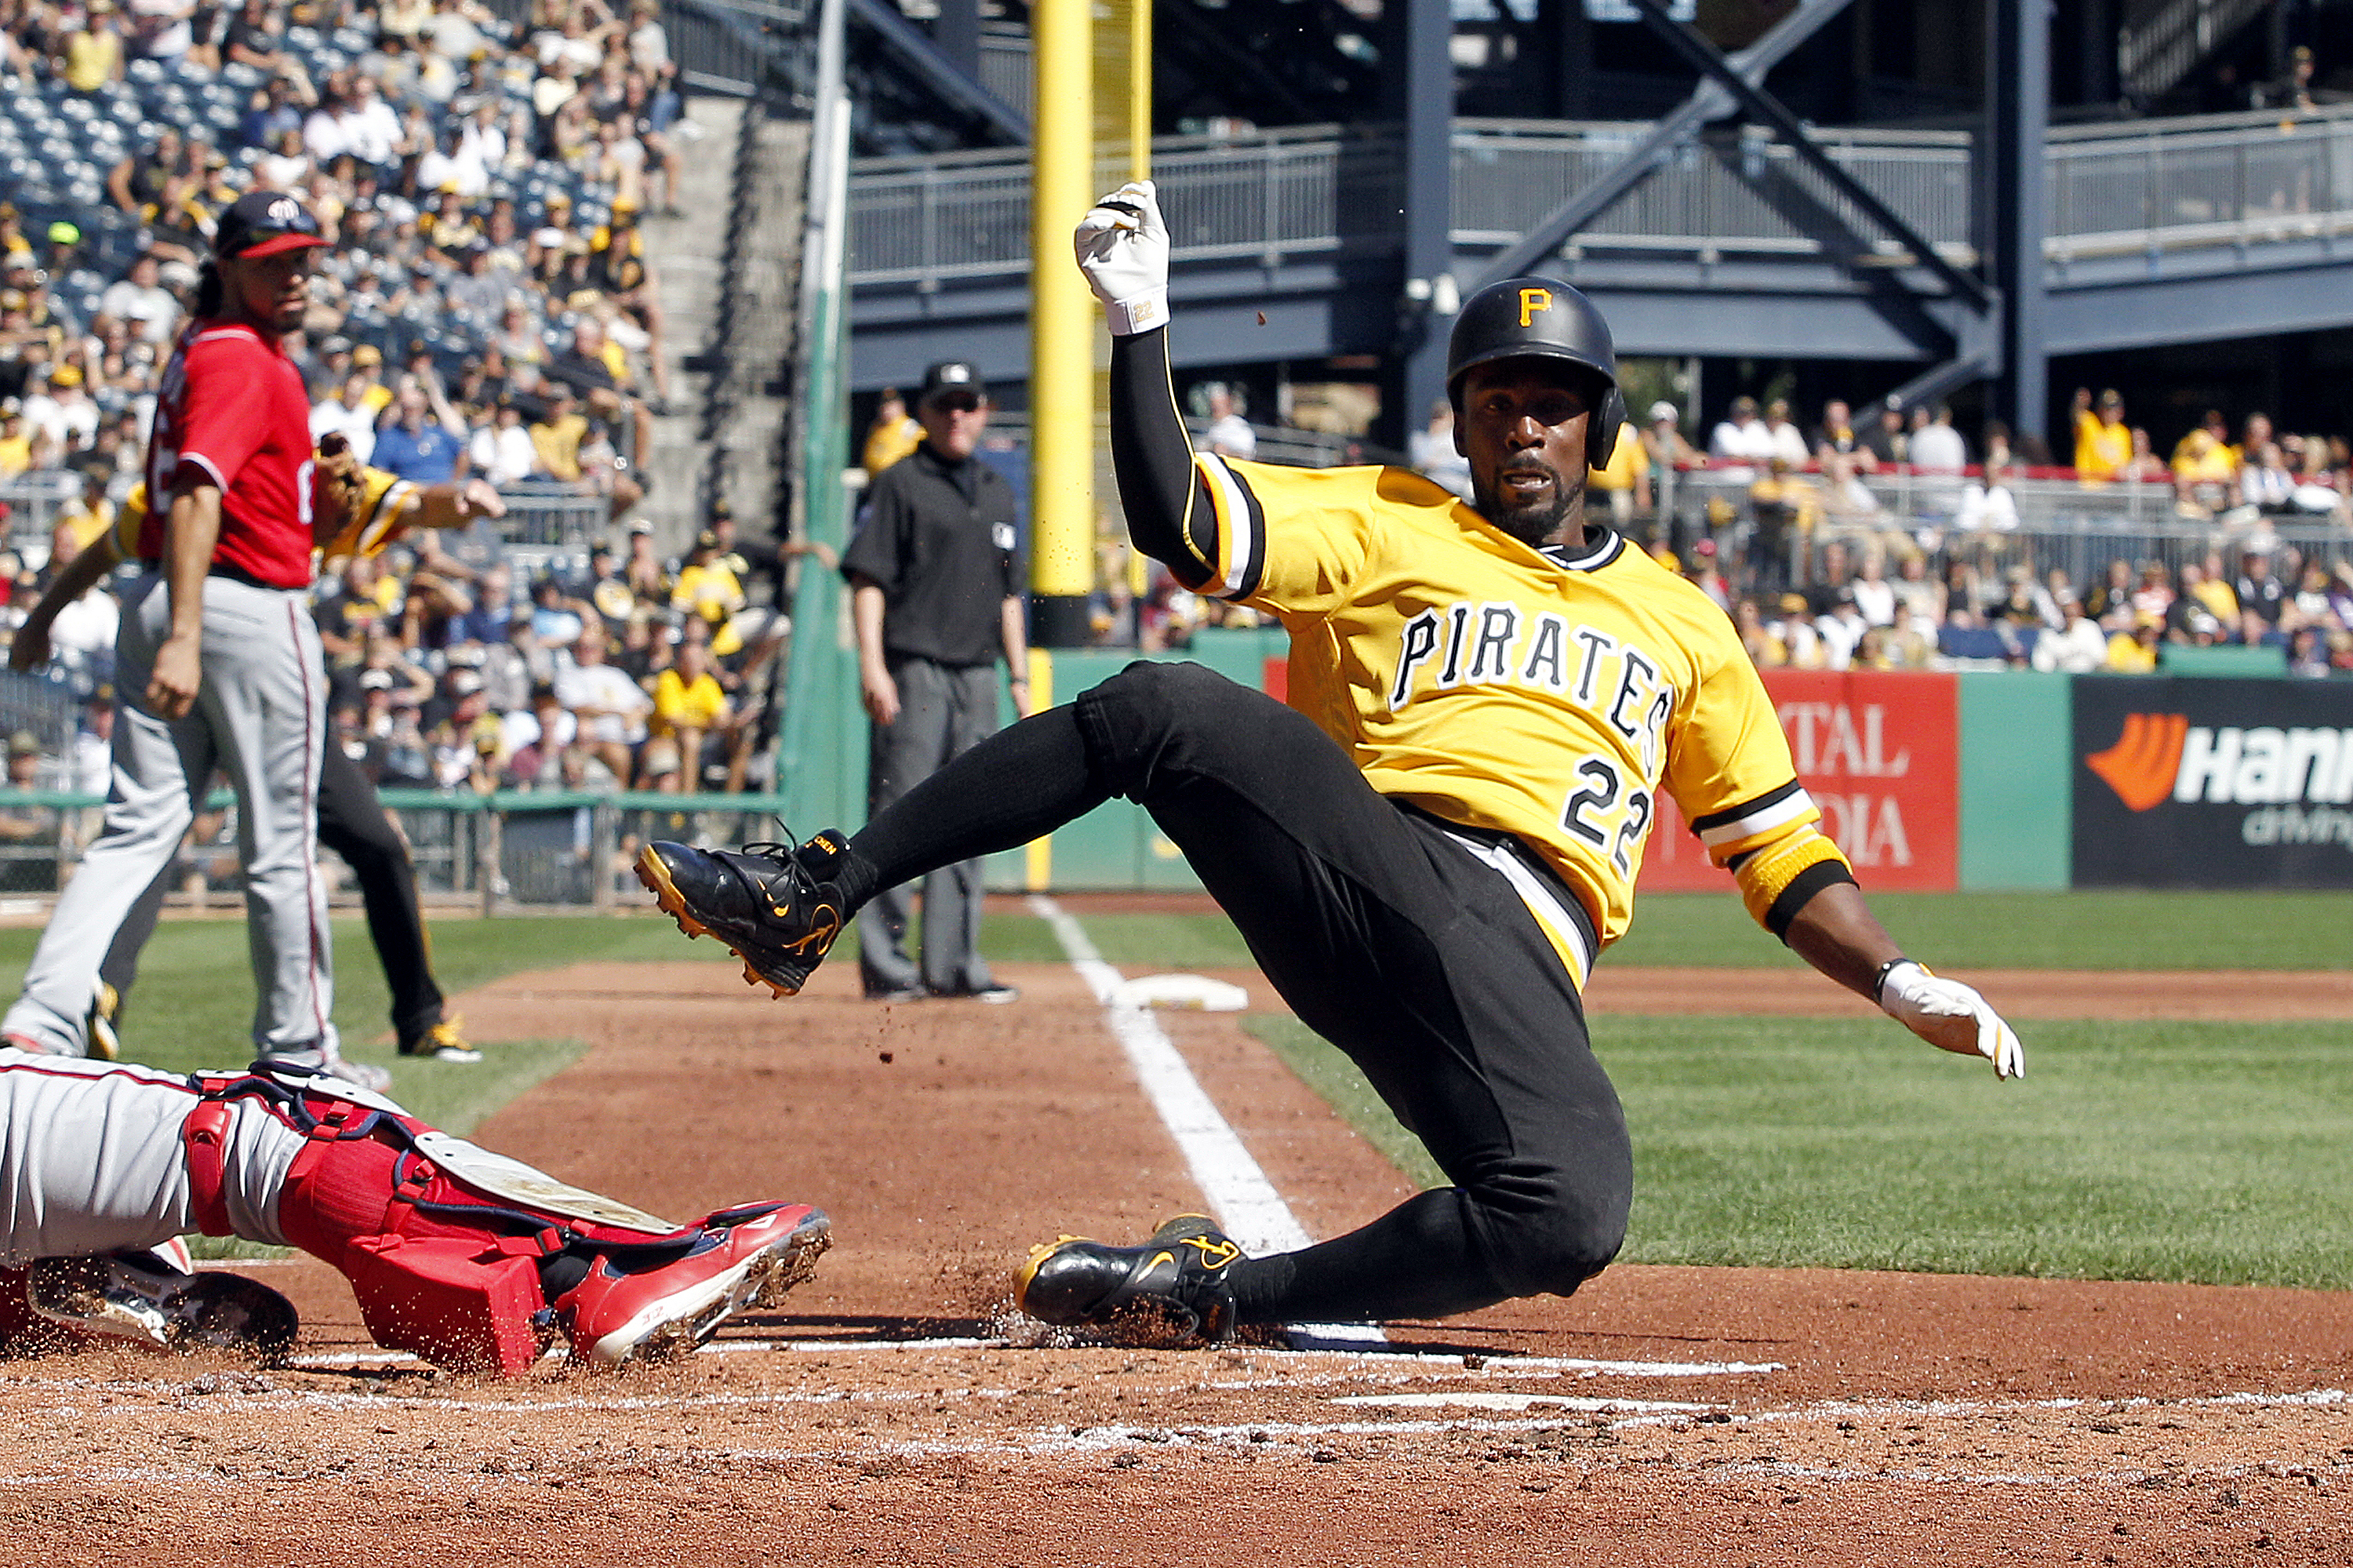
[{"xmin": 1029, "ymin": 0, "xmax": 1095, "ymax": 649}]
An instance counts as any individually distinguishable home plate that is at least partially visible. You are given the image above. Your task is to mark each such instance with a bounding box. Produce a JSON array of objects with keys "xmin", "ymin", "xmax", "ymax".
[{"xmin": 1110, "ymin": 973, "xmax": 1251, "ymax": 1011}]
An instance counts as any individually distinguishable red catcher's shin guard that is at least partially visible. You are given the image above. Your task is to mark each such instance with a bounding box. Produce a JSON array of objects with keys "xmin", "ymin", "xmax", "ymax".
[
  {"xmin": 340, "ymin": 1235, "xmax": 553, "ymax": 1376},
  {"xmin": 273, "ymin": 1104, "xmax": 566, "ymax": 1375}
]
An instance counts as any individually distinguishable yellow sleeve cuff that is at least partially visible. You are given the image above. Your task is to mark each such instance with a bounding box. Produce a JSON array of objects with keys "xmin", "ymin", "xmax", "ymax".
[{"xmin": 1732, "ymin": 826, "xmax": 1854, "ymax": 936}]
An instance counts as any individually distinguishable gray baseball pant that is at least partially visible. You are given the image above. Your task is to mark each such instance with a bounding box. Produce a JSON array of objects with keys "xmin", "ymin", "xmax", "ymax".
[
  {"xmin": 2, "ymin": 572, "xmax": 336, "ymax": 1060},
  {"xmin": 0, "ymin": 1048, "xmax": 297, "ymax": 1264},
  {"xmin": 859, "ymin": 656, "xmax": 1001, "ymax": 996}
]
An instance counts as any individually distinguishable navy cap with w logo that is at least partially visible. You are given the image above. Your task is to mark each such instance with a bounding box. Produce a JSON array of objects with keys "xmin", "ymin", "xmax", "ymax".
[{"xmin": 213, "ymin": 191, "xmax": 329, "ymax": 260}]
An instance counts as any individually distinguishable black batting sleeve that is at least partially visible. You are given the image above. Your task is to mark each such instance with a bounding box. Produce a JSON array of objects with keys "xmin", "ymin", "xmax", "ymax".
[{"xmin": 1109, "ymin": 327, "xmax": 1220, "ymax": 591}]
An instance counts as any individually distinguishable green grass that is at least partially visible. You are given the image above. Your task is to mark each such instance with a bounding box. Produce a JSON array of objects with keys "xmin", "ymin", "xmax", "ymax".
[
  {"xmin": 0, "ymin": 913, "xmax": 737, "ymax": 1133},
  {"xmin": 1606, "ymin": 890, "xmax": 2353, "ymax": 971},
  {"xmin": 978, "ymin": 889, "xmax": 2353, "ymax": 973},
  {"xmin": 1247, "ymin": 1011, "xmax": 2353, "ymax": 1290}
]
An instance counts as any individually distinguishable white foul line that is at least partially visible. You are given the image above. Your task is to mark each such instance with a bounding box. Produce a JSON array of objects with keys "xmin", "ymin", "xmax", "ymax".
[{"xmin": 1027, "ymin": 894, "xmax": 1385, "ymax": 1348}]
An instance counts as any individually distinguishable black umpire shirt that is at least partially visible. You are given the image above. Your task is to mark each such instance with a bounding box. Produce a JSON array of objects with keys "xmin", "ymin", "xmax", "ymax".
[{"xmin": 841, "ymin": 440, "xmax": 1023, "ymax": 667}]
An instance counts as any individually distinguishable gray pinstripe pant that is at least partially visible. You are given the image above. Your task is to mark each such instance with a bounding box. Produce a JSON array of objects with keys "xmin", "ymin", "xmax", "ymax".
[{"xmin": 2, "ymin": 572, "xmax": 336, "ymax": 1060}]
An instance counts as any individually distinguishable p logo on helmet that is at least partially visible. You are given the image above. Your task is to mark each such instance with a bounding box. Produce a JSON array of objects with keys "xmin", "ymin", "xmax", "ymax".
[{"xmin": 1446, "ymin": 275, "xmax": 1627, "ymax": 469}]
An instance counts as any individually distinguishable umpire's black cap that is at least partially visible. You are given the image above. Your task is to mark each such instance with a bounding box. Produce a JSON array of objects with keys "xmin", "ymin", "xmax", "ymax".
[{"xmin": 917, "ymin": 360, "xmax": 987, "ymax": 408}]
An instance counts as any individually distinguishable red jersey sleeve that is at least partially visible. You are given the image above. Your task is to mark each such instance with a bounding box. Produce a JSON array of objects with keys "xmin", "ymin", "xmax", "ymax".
[{"xmin": 170, "ymin": 329, "xmax": 277, "ymax": 490}]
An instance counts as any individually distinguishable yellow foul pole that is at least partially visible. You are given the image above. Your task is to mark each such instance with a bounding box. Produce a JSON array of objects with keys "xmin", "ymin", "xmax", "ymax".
[
  {"xmin": 1126, "ymin": 0, "xmax": 1152, "ymax": 182},
  {"xmin": 1027, "ymin": 0, "xmax": 1094, "ymax": 649}
]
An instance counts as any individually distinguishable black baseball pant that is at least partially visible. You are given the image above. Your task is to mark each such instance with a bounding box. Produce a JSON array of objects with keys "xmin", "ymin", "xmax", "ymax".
[
  {"xmin": 846, "ymin": 660, "xmax": 1634, "ymax": 1325},
  {"xmin": 314, "ymin": 737, "xmax": 446, "ymax": 1045},
  {"xmin": 102, "ymin": 738, "xmax": 446, "ymax": 1046}
]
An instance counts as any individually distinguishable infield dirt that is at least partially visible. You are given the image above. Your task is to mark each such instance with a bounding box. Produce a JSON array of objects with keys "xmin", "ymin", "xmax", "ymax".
[{"xmin": 4, "ymin": 955, "xmax": 2350, "ymax": 1566}]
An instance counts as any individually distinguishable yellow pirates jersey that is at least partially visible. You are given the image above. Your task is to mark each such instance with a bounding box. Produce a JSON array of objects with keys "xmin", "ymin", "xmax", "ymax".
[
  {"xmin": 114, "ymin": 465, "xmax": 416, "ymax": 564},
  {"xmin": 318, "ymin": 465, "xmax": 417, "ymax": 562},
  {"xmin": 1191, "ymin": 456, "xmax": 1849, "ymax": 980}
]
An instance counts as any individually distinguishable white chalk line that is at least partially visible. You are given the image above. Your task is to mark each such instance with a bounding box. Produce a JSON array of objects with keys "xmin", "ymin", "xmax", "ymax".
[
  {"xmin": 279, "ymin": 1341, "xmax": 1782, "ymax": 1377},
  {"xmin": 6, "ymin": 1381, "xmax": 2349, "ymax": 1491},
  {"xmin": 1028, "ymin": 893, "xmax": 1384, "ymax": 1348}
]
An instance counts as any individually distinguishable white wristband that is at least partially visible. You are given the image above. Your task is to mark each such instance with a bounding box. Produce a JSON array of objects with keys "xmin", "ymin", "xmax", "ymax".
[{"xmin": 1104, "ymin": 289, "xmax": 1169, "ymax": 337}]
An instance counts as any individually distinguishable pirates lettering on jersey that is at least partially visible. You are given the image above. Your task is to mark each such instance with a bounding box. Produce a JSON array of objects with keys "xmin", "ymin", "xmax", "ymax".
[
  {"xmin": 1387, "ymin": 602, "xmax": 1676, "ymax": 788},
  {"xmin": 1191, "ymin": 454, "xmax": 1851, "ymax": 968}
]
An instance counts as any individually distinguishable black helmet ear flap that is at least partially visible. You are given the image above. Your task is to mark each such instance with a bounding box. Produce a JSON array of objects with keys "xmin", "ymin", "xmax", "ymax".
[{"xmin": 1588, "ymin": 384, "xmax": 1630, "ymax": 471}]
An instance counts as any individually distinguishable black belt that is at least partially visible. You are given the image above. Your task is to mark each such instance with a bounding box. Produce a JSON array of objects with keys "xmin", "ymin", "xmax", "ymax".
[{"xmin": 136, "ymin": 559, "xmax": 297, "ymax": 591}]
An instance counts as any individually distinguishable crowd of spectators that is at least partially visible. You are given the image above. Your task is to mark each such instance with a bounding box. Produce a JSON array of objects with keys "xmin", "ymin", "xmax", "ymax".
[
  {"xmin": 0, "ymin": 0, "xmax": 686, "ymax": 526},
  {"xmin": 1653, "ymin": 387, "xmax": 2353, "ymax": 676},
  {"xmin": 309, "ymin": 505, "xmax": 784, "ymax": 799},
  {"xmin": 0, "ymin": 0, "xmax": 827, "ymax": 823},
  {"xmin": 1116, "ymin": 380, "xmax": 2353, "ymax": 676},
  {"xmin": 1456, "ymin": 385, "xmax": 2353, "ymax": 678},
  {"xmin": 8, "ymin": 495, "xmax": 786, "ymax": 811}
]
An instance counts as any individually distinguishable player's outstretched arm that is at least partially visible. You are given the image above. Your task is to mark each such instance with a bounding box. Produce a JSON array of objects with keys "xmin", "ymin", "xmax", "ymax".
[
  {"xmin": 1782, "ymin": 880, "xmax": 2024, "ymax": 1079},
  {"xmin": 409, "ymin": 476, "xmax": 505, "ymax": 532},
  {"xmin": 1075, "ymin": 180, "xmax": 1220, "ymax": 588},
  {"xmin": 6, "ymin": 531, "xmax": 122, "ymax": 671}
]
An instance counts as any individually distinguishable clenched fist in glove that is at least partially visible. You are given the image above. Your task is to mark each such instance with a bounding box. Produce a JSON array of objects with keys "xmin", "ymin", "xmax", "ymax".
[
  {"xmin": 1877, "ymin": 960, "xmax": 2024, "ymax": 1079},
  {"xmin": 1073, "ymin": 180, "xmax": 1169, "ymax": 336}
]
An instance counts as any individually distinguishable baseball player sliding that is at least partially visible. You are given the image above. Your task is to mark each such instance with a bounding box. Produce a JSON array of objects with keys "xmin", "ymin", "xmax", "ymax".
[
  {"xmin": 639, "ymin": 181, "xmax": 2024, "ymax": 1341},
  {"xmin": 0, "ymin": 1045, "xmax": 827, "ymax": 1372},
  {"xmin": 2, "ymin": 191, "xmax": 364, "ymax": 1082}
]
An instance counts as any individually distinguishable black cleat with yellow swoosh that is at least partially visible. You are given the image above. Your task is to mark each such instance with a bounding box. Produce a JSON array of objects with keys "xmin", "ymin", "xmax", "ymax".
[
  {"xmin": 637, "ymin": 835, "xmax": 849, "ymax": 998},
  {"xmin": 1015, "ymin": 1213, "xmax": 1244, "ymax": 1342}
]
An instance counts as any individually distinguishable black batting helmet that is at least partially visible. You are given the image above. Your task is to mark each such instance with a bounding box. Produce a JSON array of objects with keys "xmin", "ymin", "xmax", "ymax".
[{"xmin": 1446, "ymin": 276, "xmax": 1627, "ymax": 469}]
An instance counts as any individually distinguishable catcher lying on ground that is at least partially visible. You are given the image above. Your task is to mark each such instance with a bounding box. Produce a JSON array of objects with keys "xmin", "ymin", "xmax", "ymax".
[
  {"xmin": 0, "ymin": 1046, "xmax": 828, "ymax": 1372},
  {"xmin": 638, "ymin": 181, "xmax": 2023, "ymax": 1344}
]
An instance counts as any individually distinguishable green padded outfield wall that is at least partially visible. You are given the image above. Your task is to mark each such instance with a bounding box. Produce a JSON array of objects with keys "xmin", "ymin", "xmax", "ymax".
[{"xmin": 1958, "ymin": 671, "xmax": 2073, "ymax": 890}]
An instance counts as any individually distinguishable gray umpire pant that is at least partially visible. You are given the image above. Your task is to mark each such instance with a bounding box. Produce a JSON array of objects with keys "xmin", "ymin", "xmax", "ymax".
[
  {"xmin": 2, "ymin": 572, "xmax": 337, "ymax": 1060},
  {"xmin": 860, "ymin": 654, "xmax": 1001, "ymax": 997}
]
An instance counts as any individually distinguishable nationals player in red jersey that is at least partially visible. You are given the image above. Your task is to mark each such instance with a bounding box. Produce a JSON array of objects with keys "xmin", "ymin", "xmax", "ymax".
[{"xmin": 1, "ymin": 191, "xmax": 379, "ymax": 1088}]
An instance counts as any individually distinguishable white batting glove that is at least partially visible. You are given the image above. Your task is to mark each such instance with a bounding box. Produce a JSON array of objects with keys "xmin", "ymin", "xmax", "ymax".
[
  {"xmin": 1878, "ymin": 960, "xmax": 2024, "ymax": 1080},
  {"xmin": 1073, "ymin": 179, "xmax": 1169, "ymax": 336}
]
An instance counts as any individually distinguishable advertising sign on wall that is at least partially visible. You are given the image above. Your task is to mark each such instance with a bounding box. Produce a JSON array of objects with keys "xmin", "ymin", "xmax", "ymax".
[
  {"xmin": 1639, "ymin": 671, "xmax": 1959, "ymax": 893},
  {"xmin": 2072, "ymin": 676, "xmax": 2353, "ymax": 888}
]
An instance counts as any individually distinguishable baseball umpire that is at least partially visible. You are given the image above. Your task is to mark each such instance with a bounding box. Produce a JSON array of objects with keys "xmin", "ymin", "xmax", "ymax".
[
  {"xmin": 638, "ymin": 180, "xmax": 2024, "ymax": 1341},
  {"xmin": 1, "ymin": 192, "xmax": 365, "ymax": 1084},
  {"xmin": 8, "ymin": 451, "xmax": 504, "ymax": 1065}
]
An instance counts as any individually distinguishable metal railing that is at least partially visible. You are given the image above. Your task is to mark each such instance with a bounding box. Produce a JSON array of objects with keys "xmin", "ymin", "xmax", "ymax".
[
  {"xmin": 1660, "ymin": 464, "xmax": 2353, "ymax": 592},
  {"xmin": 663, "ymin": 0, "xmax": 813, "ymax": 98},
  {"xmin": 1451, "ymin": 119, "xmax": 1976, "ymax": 262},
  {"xmin": 475, "ymin": 0, "xmax": 809, "ymax": 98},
  {"xmin": 848, "ymin": 108, "xmax": 2353, "ymax": 290},
  {"xmin": 847, "ymin": 125, "xmax": 1395, "ymax": 285},
  {"xmin": 493, "ymin": 483, "xmax": 613, "ymax": 554},
  {"xmin": 847, "ymin": 122, "xmax": 1977, "ymax": 284},
  {"xmin": 2046, "ymin": 104, "xmax": 2353, "ymax": 261},
  {"xmin": 0, "ymin": 787, "xmax": 802, "ymax": 910},
  {"xmin": 2, "ymin": 471, "xmax": 91, "ymax": 554}
]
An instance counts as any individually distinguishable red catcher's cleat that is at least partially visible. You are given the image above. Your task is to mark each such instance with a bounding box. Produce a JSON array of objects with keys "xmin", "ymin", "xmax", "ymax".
[{"xmin": 553, "ymin": 1202, "xmax": 831, "ymax": 1366}]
